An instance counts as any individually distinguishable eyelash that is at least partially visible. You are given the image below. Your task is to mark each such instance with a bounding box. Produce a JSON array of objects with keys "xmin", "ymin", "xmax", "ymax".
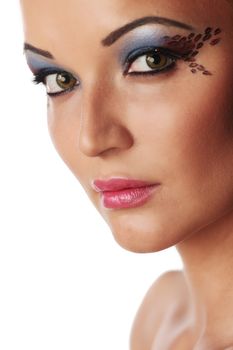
[
  {"xmin": 124, "ymin": 46, "xmax": 183, "ymax": 76},
  {"xmin": 32, "ymin": 68, "xmax": 80, "ymax": 97},
  {"xmin": 32, "ymin": 47, "xmax": 183, "ymax": 97}
]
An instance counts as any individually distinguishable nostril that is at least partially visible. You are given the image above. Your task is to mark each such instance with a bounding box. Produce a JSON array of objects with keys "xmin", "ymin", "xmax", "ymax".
[{"xmin": 78, "ymin": 120, "xmax": 134, "ymax": 157}]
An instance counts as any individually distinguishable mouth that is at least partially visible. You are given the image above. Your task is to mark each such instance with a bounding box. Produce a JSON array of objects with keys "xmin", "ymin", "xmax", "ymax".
[{"xmin": 91, "ymin": 177, "xmax": 160, "ymax": 209}]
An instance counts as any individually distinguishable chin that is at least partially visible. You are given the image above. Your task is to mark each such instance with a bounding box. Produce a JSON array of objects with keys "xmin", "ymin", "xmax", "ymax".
[
  {"xmin": 107, "ymin": 215, "xmax": 181, "ymax": 254},
  {"xmin": 113, "ymin": 237, "xmax": 164, "ymax": 254},
  {"xmin": 96, "ymin": 191, "xmax": 205, "ymax": 253}
]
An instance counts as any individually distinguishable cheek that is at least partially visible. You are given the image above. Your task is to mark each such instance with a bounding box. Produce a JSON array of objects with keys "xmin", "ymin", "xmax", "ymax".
[
  {"xmin": 124, "ymin": 63, "xmax": 233, "ymax": 175},
  {"xmin": 46, "ymin": 71, "xmax": 233, "ymax": 252},
  {"xmin": 47, "ymin": 96, "xmax": 87, "ymax": 182},
  {"xmin": 121, "ymin": 73, "xmax": 233, "ymax": 238}
]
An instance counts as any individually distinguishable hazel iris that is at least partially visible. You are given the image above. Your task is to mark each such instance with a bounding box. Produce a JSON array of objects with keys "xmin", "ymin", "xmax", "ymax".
[
  {"xmin": 146, "ymin": 51, "xmax": 167, "ymax": 69},
  {"xmin": 56, "ymin": 72, "xmax": 77, "ymax": 89}
]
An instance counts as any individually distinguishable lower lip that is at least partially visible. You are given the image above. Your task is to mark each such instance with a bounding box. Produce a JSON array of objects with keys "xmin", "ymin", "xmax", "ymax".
[{"xmin": 101, "ymin": 185, "xmax": 159, "ymax": 209}]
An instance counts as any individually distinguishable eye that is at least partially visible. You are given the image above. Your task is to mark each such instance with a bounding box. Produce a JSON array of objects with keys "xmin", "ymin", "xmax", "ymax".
[
  {"xmin": 33, "ymin": 70, "xmax": 79, "ymax": 97},
  {"xmin": 125, "ymin": 48, "xmax": 178, "ymax": 76},
  {"xmin": 46, "ymin": 71, "xmax": 78, "ymax": 95}
]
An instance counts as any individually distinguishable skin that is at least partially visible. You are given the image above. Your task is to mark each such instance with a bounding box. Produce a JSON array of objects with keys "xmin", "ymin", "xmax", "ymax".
[{"xmin": 20, "ymin": 0, "xmax": 233, "ymax": 348}]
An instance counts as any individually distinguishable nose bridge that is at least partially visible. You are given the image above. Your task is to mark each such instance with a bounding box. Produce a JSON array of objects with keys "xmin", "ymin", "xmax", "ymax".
[
  {"xmin": 78, "ymin": 77, "xmax": 133, "ymax": 157},
  {"xmin": 82, "ymin": 77, "xmax": 112, "ymax": 131}
]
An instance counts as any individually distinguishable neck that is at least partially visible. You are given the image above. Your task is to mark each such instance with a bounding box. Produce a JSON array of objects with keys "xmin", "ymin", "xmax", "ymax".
[{"xmin": 176, "ymin": 209, "xmax": 233, "ymax": 348}]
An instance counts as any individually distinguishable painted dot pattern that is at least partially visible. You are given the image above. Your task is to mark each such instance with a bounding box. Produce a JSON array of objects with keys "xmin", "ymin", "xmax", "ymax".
[
  {"xmin": 194, "ymin": 34, "xmax": 202, "ymax": 42},
  {"xmin": 172, "ymin": 35, "xmax": 181, "ymax": 40},
  {"xmin": 196, "ymin": 42, "xmax": 204, "ymax": 49},
  {"xmin": 214, "ymin": 28, "xmax": 221, "ymax": 35},
  {"xmin": 163, "ymin": 26, "xmax": 222, "ymax": 76},
  {"xmin": 206, "ymin": 27, "xmax": 211, "ymax": 32},
  {"xmin": 210, "ymin": 38, "xmax": 221, "ymax": 46}
]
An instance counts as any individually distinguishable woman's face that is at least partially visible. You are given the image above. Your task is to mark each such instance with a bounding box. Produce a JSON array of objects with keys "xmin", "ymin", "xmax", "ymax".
[{"xmin": 21, "ymin": 0, "xmax": 233, "ymax": 253}]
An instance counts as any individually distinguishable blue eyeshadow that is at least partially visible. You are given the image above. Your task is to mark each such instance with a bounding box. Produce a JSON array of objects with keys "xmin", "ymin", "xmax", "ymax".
[
  {"xmin": 118, "ymin": 29, "xmax": 168, "ymax": 65},
  {"xmin": 25, "ymin": 50, "xmax": 65, "ymax": 73},
  {"xmin": 25, "ymin": 27, "xmax": 190, "ymax": 79}
]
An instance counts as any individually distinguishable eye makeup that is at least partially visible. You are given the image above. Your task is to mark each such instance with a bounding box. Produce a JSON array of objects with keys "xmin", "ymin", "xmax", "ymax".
[
  {"xmin": 25, "ymin": 24, "xmax": 222, "ymax": 98},
  {"xmin": 119, "ymin": 28, "xmax": 172, "ymax": 66},
  {"xmin": 25, "ymin": 50, "xmax": 69, "ymax": 75},
  {"xmin": 24, "ymin": 50, "xmax": 80, "ymax": 97},
  {"xmin": 160, "ymin": 26, "xmax": 222, "ymax": 75},
  {"xmin": 118, "ymin": 28, "xmax": 192, "ymax": 78},
  {"xmin": 119, "ymin": 26, "xmax": 222, "ymax": 77},
  {"xmin": 118, "ymin": 28, "xmax": 192, "ymax": 66}
]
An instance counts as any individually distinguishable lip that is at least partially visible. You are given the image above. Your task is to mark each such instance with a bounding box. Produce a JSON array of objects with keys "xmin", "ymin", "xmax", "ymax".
[
  {"xmin": 91, "ymin": 178, "xmax": 160, "ymax": 209},
  {"xmin": 92, "ymin": 178, "xmax": 158, "ymax": 192}
]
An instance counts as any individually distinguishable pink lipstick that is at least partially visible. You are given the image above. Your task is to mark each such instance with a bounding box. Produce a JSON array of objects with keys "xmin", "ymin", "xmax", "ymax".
[{"xmin": 92, "ymin": 178, "xmax": 160, "ymax": 209}]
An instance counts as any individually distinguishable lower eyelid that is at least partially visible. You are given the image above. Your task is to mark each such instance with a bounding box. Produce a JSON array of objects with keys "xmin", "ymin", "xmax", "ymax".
[
  {"xmin": 124, "ymin": 56, "xmax": 177, "ymax": 76},
  {"xmin": 47, "ymin": 83, "xmax": 80, "ymax": 98},
  {"xmin": 125, "ymin": 60, "xmax": 178, "ymax": 78}
]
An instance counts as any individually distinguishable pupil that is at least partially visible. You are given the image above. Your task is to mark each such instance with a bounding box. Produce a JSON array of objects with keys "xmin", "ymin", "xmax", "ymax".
[
  {"xmin": 57, "ymin": 73, "xmax": 70, "ymax": 85},
  {"xmin": 147, "ymin": 53, "xmax": 161, "ymax": 65}
]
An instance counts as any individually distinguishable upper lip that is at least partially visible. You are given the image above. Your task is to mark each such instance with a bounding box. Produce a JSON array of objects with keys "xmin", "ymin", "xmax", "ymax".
[{"xmin": 91, "ymin": 177, "xmax": 159, "ymax": 192}]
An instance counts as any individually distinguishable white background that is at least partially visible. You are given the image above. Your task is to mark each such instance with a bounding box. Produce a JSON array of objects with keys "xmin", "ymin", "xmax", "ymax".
[{"xmin": 0, "ymin": 2, "xmax": 182, "ymax": 349}]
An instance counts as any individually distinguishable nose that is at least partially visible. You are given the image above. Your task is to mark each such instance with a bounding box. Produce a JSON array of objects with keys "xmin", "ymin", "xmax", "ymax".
[{"xmin": 78, "ymin": 81, "xmax": 134, "ymax": 157}]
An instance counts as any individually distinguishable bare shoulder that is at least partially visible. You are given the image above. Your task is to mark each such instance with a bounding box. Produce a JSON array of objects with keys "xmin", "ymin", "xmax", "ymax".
[{"xmin": 130, "ymin": 270, "xmax": 188, "ymax": 350}]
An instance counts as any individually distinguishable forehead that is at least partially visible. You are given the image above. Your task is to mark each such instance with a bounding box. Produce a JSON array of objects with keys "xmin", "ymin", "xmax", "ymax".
[
  {"xmin": 20, "ymin": 0, "xmax": 221, "ymax": 36},
  {"xmin": 20, "ymin": 0, "xmax": 231, "ymax": 57}
]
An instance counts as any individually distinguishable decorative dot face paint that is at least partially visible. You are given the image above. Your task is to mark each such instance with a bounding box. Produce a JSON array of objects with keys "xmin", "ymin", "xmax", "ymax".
[{"xmin": 161, "ymin": 26, "xmax": 222, "ymax": 75}]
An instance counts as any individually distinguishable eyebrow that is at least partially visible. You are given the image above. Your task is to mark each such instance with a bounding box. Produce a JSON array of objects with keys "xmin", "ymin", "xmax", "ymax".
[
  {"xmin": 101, "ymin": 16, "xmax": 195, "ymax": 46},
  {"xmin": 24, "ymin": 43, "xmax": 54, "ymax": 59},
  {"xmin": 24, "ymin": 15, "xmax": 195, "ymax": 58}
]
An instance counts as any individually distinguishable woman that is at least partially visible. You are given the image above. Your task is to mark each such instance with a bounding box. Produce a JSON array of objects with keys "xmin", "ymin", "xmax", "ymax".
[{"xmin": 20, "ymin": 0, "xmax": 233, "ymax": 348}]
